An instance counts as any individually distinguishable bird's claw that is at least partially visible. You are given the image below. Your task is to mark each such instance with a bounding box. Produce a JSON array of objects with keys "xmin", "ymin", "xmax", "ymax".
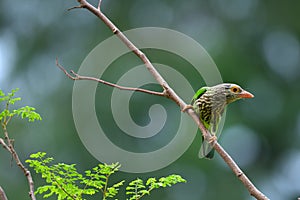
[
  {"xmin": 208, "ymin": 135, "xmax": 217, "ymax": 144},
  {"xmin": 181, "ymin": 104, "xmax": 193, "ymax": 112}
]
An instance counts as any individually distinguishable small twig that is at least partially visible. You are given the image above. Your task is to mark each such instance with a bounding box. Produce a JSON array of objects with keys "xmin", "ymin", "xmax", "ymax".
[
  {"xmin": 97, "ymin": 0, "xmax": 102, "ymax": 10},
  {"xmin": 1, "ymin": 126, "xmax": 36, "ymax": 200},
  {"xmin": 67, "ymin": 5, "xmax": 84, "ymax": 11},
  {"xmin": 56, "ymin": 58, "xmax": 166, "ymax": 97},
  {"xmin": 0, "ymin": 186, "xmax": 8, "ymax": 200},
  {"xmin": 64, "ymin": 1, "xmax": 270, "ymax": 199}
]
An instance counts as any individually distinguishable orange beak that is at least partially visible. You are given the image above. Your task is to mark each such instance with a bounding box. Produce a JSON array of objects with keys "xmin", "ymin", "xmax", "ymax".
[{"xmin": 239, "ymin": 90, "xmax": 254, "ymax": 98}]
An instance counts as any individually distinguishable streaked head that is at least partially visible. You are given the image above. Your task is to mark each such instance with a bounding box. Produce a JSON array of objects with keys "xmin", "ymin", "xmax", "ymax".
[{"xmin": 212, "ymin": 83, "xmax": 254, "ymax": 104}]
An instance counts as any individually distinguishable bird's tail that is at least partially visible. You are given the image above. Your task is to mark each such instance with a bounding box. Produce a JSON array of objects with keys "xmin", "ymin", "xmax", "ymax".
[
  {"xmin": 198, "ymin": 109, "xmax": 226, "ymax": 159},
  {"xmin": 198, "ymin": 137, "xmax": 215, "ymax": 159}
]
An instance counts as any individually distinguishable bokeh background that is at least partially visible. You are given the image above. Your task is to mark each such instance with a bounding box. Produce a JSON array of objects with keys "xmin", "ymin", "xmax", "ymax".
[{"xmin": 1, "ymin": 0, "xmax": 300, "ymax": 199}]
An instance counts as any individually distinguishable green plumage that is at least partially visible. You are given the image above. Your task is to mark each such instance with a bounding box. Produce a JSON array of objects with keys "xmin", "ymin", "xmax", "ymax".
[{"xmin": 191, "ymin": 83, "xmax": 254, "ymax": 159}]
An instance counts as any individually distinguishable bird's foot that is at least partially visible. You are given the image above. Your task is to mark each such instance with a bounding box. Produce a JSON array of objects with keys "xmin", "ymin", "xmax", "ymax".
[
  {"xmin": 208, "ymin": 135, "xmax": 217, "ymax": 144},
  {"xmin": 181, "ymin": 104, "xmax": 193, "ymax": 112}
]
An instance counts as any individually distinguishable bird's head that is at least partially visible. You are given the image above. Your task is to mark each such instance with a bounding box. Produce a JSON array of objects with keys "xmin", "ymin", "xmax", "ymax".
[
  {"xmin": 222, "ymin": 83, "xmax": 254, "ymax": 104},
  {"xmin": 211, "ymin": 83, "xmax": 254, "ymax": 104}
]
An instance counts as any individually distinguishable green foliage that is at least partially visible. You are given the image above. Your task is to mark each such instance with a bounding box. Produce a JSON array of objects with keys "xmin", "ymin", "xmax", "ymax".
[
  {"xmin": 26, "ymin": 152, "xmax": 121, "ymax": 200},
  {"xmin": 1, "ymin": 88, "xmax": 186, "ymax": 199},
  {"xmin": 82, "ymin": 162, "xmax": 125, "ymax": 200},
  {"xmin": 0, "ymin": 88, "xmax": 42, "ymax": 125},
  {"xmin": 126, "ymin": 175, "xmax": 186, "ymax": 200},
  {"xmin": 26, "ymin": 152, "xmax": 186, "ymax": 200}
]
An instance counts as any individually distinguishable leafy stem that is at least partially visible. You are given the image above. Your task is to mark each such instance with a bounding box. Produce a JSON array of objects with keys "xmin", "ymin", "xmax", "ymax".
[
  {"xmin": 26, "ymin": 152, "xmax": 185, "ymax": 200},
  {"xmin": 0, "ymin": 88, "xmax": 42, "ymax": 200}
]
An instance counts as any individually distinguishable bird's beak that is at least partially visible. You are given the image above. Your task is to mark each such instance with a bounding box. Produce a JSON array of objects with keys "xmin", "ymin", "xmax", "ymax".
[{"xmin": 239, "ymin": 90, "xmax": 254, "ymax": 98}]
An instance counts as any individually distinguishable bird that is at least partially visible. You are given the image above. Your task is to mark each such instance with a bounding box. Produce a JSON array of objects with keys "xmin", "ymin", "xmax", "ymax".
[{"xmin": 188, "ymin": 83, "xmax": 254, "ymax": 159}]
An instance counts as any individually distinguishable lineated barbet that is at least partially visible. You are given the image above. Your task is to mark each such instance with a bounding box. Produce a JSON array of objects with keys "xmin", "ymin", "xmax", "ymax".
[{"xmin": 189, "ymin": 83, "xmax": 254, "ymax": 159}]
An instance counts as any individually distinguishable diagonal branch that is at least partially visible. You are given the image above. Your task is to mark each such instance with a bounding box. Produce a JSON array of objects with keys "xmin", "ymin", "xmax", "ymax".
[
  {"xmin": 56, "ymin": 58, "xmax": 166, "ymax": 97},
  {"xmin": 0, "ymin": 138, "xmax": 11, "ymax": 153},
  {"xmin": 0, "ymin": 186, "xmax": 8, "ymax": 200},
  {"xmin": 1, "ymin": 125, "xmax": 36, "ymax": 200},
  {"xmin": 64, "ymin": 1, "xmax": 270, "ymax": 200}
]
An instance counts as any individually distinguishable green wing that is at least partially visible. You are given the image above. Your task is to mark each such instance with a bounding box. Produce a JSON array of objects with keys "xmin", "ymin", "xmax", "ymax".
[
  {"xmin": 191, "ymin": 86, "xmax": 207, "ymax": 104},
  {"xmin": 199, "ymin": 108, "xmax": 226, "ymax": 159},
  {"xmin": 191, "ymin": 87, "xmax": 208, "ymax": 127}
]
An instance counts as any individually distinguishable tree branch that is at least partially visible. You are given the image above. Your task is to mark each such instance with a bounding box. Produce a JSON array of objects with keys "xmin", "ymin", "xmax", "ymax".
[
  {"xmin": 64, "ymin": 1, "xmax": 269, "ymax": 199},
  {"xmin": 1, "ymin": 125, "xmax": 36, "ymax": 200},
  {"xmin": 56, "ymin": 58, "xmax": 166, "ymax": 97},
  {"xmin": 97, "ymin": 0, "xmax": 102, "ymax": 10},
  {"xmin": 0, "ymin": 186, "xmax": 8, "ymax": 200},
  {"xmin": 0, "ymin": 138, "xmax": 11, "ymax": 153}
]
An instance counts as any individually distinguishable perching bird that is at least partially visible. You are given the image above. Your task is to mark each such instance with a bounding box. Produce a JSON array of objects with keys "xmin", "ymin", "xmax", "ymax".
[{"xmin": 190, "ymin": 83, "xmax": 254, "ymax": 159}]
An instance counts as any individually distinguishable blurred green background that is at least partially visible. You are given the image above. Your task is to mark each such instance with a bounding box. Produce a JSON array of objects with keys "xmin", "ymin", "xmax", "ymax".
[{"xmin": 1, "ymin": 0, "xmax": 300, "ymax": 199}]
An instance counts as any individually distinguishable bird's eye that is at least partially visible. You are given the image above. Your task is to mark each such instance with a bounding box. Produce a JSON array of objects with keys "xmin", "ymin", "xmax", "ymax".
[{"xmin": 230, "ymin": 86, "xmax": 240, "ymax": 93}]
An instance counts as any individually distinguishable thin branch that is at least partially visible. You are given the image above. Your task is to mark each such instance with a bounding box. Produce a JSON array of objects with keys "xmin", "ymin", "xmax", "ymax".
[
  {"xmin": 56, "ymin": 58, "xmax": 166, "ymax": 97},
  {"xmin": 1, "ymin": 125, "xmax": 36, "ymax": 200},
  {"xmin": 65, "ymin": 1, "xmax": 270, "ymax": 200},
  {"xmin": 67, "ymin": 5, "xmax": 84, "ymax": 11},
  {"xmin": 0, "ymin": 186, "xmax": 8, "ymax": 200},
  {"xmin": 0, "ymin": 138, "xmax": 11, "ymax": 153},
  {"xmin": 213, "ymin": 143, "xmax": 269, "ymax": 199},
  {"xmin": 97, "ymin": 0, "xmax": 102, "ymax": 10}
]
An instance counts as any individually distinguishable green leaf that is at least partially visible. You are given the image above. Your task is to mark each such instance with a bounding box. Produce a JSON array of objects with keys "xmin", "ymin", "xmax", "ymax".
[
  {"xmin": 13, "ymin": 106, "xmax": 42, "ymax": 122},
  {"xmin": 98, "ymin": 162, "xmax": 121, "ymax": 175},
  {"xmin": 105, "ymin": 180, "xmax": 125, "ymax": 198},
  {"xmin": 82, "ymin": 188, "xmax": 97, "ymax": 195},
  {"xmin": 146, "ymin": 178, "xmax": 156, "ymax": 186},
  {"xmin": 8, "ymin": 97, "xmax": 21, "ymax": 105},
  {"xmin": 29, "ymin": 152, "xmax": 47, "ymax": 159},
  {"xmin": 0, "ymin": 109, "xmax": 9, "ymax": 120},
  {"xmin": 0, "ymin": 89, "xmax": 4, "ymax": 97}
]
